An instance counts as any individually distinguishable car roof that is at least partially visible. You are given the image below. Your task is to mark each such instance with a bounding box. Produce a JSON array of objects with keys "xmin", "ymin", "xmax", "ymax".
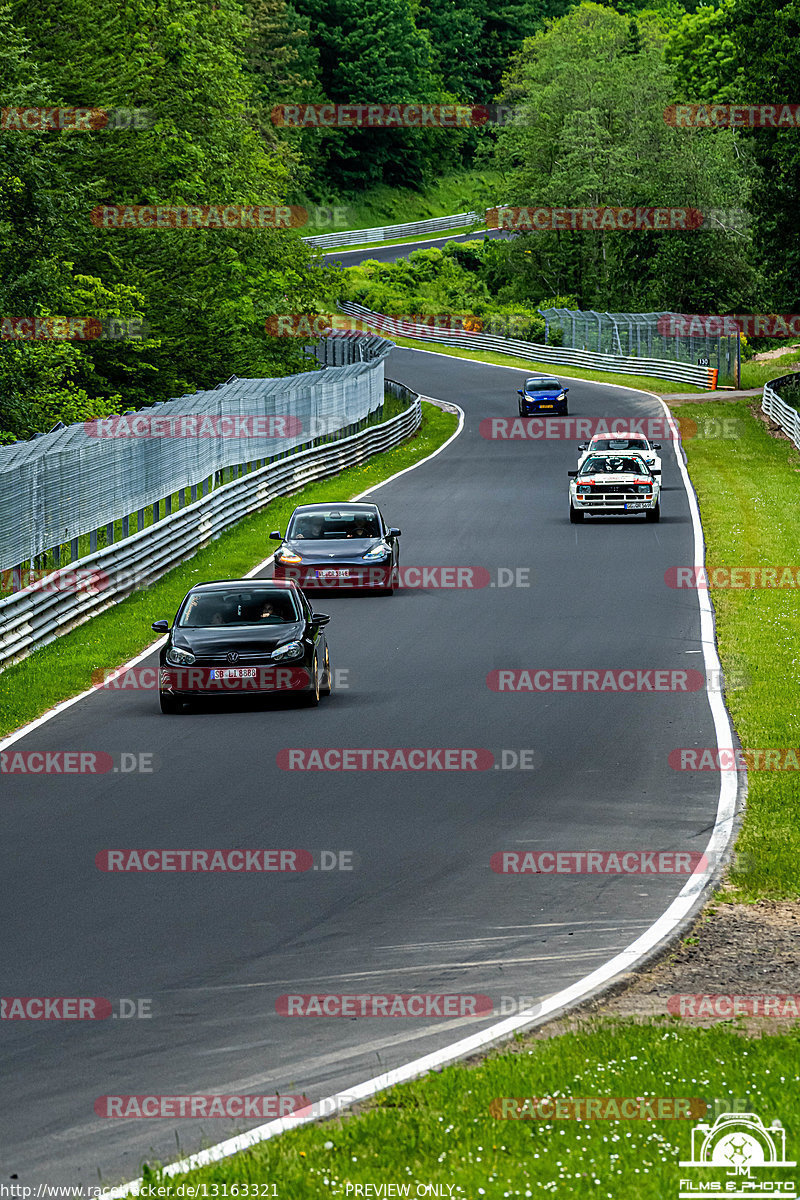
[
  {"xmin": 186, "ymin": 579, "xmax": 301, "ymax": 593},
  {"xmin": 290, "ymin": 502, "xmax": 380, "ymax": 514}
]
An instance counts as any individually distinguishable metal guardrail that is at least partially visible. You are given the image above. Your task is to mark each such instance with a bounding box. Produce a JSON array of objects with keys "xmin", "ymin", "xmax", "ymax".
[
  {"xmin": 303, "ymin": 211, "xmax": 486, "ymax": 250},
  {"xmin": 339, "ymin": 303, "xmax": 719, "ymax": 389},
  {"xmin": 0, "ymin": 395, "xmax": 421, "ymax": 671},
  {"xmin": 762, "ymin": 376, "xmax": 800, "ymax": 448}
]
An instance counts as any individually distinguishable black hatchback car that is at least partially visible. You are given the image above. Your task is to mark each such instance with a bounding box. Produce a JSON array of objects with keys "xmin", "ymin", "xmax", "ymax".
[
  {"xmin": 152, "ymin": 579, "xmax": 331, "ymax": 713},
  {"xmin": 271, "ymin": 502, "xmax": 401, "ymax": 593}
]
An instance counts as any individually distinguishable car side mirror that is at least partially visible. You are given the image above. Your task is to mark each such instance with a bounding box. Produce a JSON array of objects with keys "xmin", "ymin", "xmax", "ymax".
[
  {"xmin": 567, "ymin": 470, "xmax": 578, "ymax": 478},
  {"xmin": 578, "ymin": 443, "xmax": 587, "ymax": 450},
  {"xmin": 653, "ymin": 444, "xmax": 662, "ymax": 450},
  {"xmin": 310, "ymin": 613, "xmax": 331, "ymax": 627},
  {"xmin": 389, "ymin": 527, "xmax": 401, "ymax": 537},
  {"xmin": 269, "ymin": 530, "xmax": 281, "ymax": 540},
  {"xmin": 563, "ymin": 387, "xmax": 569, "ymax": 393},
  {"xmin": 517, "ymin": 389, "xmax": 524, "ymax": 396},
  {"xmin": 151, "ymin": 620, "xmax": 169, "ymax": 633}
]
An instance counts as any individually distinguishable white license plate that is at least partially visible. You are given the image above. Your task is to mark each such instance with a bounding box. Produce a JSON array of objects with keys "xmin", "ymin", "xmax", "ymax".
[
  {"xmin": 210, "ymin": 667, "xmax": 257, "ymax": 679},
  {"xmin": 625, "ymin": 502, "xmax": 649, "ymax": 510},
  {"xmin": 316, "ymin": 569, "xmax": 351, "ymax": 579}
]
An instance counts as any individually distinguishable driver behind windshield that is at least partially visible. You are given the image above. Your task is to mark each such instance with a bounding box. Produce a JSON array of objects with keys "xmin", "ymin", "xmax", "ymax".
[{"xmin": 294, "ymin": 516, "xmax": 324, "ymax": 539}]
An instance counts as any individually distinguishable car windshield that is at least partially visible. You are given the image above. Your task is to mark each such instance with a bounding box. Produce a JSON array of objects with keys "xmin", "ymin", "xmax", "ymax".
[
  {"xmin": 289, "ymin": 510, "xmax": 381, "ymax": 540},
  {"xmin": 580, "ymin": 456, "xmax": 650, "ymax": 476},
  {"xmin": 590, "ymin": 438, "xmax": 649, "ymax": 452},
  {"xmin": 525, "ymin": 378, "xmax": 560, "ymax": 391},
  {"xmin": 178, "ymin": 590, "xmax": 300, "ymax": 626}
]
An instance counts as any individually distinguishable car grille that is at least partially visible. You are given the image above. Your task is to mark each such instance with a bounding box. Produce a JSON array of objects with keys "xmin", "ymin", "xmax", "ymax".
[
  {"xmin": 579, "ymin": 485, "xmax": 652, "ymax": 504},
  {"xmin": 190, "ymin": 649, "xmax": 279, "ymax": 663}
]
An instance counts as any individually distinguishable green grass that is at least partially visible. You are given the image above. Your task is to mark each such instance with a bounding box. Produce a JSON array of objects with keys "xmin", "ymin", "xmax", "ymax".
[
  {"xmin": 674, "ymin": 398, "xmax": 800, "ymax": 898},
  {"xmin": 298, "ymin": 170, "xmax": 507, "ymax": 238},
  {"xmin": 132, "ymin": 1020, "xmax": 800, "ymax": 1197},
  {"xmin": 740, "ymin": 349, "xmax": 800, "ymax": 390},
  {"xmin": 382, "ymin": 332, "xmax": 707, "ymax": 395},
  {"xmin": 0, "ymin": 402, "xmax": 456, "ymax": 738}
]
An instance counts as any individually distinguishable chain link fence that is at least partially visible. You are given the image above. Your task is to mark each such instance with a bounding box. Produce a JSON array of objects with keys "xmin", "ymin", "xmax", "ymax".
[{"xmin": 539, "ymin": 309, "xmax": 740, "ymax": 387}]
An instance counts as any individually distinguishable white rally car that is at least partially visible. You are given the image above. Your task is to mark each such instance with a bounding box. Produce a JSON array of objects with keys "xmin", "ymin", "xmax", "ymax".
[
  {"xmin": 568, "ymin": 452, "xmax": 660, "ymax": 522},
  {"xmin": 577, "ymin": 432, "xmax": 661, "ymax": 475}
]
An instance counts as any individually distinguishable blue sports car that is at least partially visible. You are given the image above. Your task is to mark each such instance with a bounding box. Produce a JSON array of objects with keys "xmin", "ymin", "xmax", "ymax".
[{"xmin": 517, "ymin": 375, "xmax": 569, "ymax": 416}]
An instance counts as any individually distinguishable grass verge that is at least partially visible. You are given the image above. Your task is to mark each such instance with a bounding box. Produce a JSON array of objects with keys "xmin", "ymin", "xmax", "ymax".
[
  {"xmin": 297, "ymin": 170, "xmax": 506, "ymax": 238},
  {"xmin": 740, "ymin": 349, "xmax": 800, "ymax": 390},
  {"xmin": 0, "ymin": 403, "xmax": 456, "ymax": 739},
  {"xmin": 136, "ymin": 1020, "xmax": 799, "ymax": 1197},
  {"xmin": 672, "ymin": 398, "xmax": 800, "ymax": 899},
  {"xmin": 384, "ymin": 333, "xmax": 707, "ymax": 395}
]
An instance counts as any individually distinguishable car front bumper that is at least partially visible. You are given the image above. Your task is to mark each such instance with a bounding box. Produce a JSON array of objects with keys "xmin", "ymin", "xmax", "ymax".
[
  {"xmin": 159, "ymin": 664, "xmax": 312, "ymax": 696},
  {"xmin": 274, "ymin": 563, "xmax": 394, "ymax": 589}
]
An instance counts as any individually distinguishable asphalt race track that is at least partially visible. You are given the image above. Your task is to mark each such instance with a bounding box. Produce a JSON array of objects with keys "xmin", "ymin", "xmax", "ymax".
[
  {"xmin": 323, "ymin": 227, "xmax": 512, "ymax": 265},
  {"xmin": 0, "ymin": 347, "xmax": 724, "ymax": 1185}
]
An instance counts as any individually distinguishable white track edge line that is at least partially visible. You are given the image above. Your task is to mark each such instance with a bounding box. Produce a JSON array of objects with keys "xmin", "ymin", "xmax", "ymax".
[{"xmin": 102, "ymin": 379, "xmax": 740, "ymax": 1196}]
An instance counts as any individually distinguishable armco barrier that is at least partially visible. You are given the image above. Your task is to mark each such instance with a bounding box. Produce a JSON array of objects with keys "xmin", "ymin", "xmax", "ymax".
[
  {"xmin": 0, "ymin": 394, "xmax": 421, "ymax": 670},
  {"xmin": 303, "ymin": 211, "xmax": 487, "ymax": 250},
  {"xmin": 762, "ymin": 376, "xmax": 800, "ymax": 449},
  {"xmin": 338, "ymin": 303, "xmax": 719, "ymax": 389}
]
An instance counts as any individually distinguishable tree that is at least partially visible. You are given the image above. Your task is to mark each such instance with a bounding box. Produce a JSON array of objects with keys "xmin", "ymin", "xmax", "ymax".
[{"xmin": 492, "ymin": 2, "xmax": 756, "ymax": 311}]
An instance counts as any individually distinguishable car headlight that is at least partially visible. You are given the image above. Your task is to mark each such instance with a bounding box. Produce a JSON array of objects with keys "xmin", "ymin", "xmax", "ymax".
[
  {"xmin": 557, "ymin": 391, "xmax": 567, "ymax": 401},
  {"xmin": 167, "ymin": 646, "xmax": 195, "ymax": 666},
  {"xmin": 636, "ymin": 484, "xmax": 653, "ymax": 494},
  {"xmin": 272, "ymin": 640, "xmax": 304, "ymax": 661},
  {"xmin": 577, "ymin": 484, "xmax": 592, "ymax": 494},
  {"xmin": 276, "ymin": 548, "xmax": 302, "ymax": 564},
  {"xmin": 362, "ymin": 542, "xmax": 391, "ymax": 560}
]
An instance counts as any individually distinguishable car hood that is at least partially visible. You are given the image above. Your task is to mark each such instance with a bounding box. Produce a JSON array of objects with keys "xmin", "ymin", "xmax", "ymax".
[
  {"xmin": 283, "ymin": 538, "xmax": 382, "ymax": 562},
  {"xmin": 576, "ymin": 473, "xmax": 655, "ymax": 484},
  {"xmin": 172, "ymin": 622, "xmax": 306, "ymax": 654}
]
